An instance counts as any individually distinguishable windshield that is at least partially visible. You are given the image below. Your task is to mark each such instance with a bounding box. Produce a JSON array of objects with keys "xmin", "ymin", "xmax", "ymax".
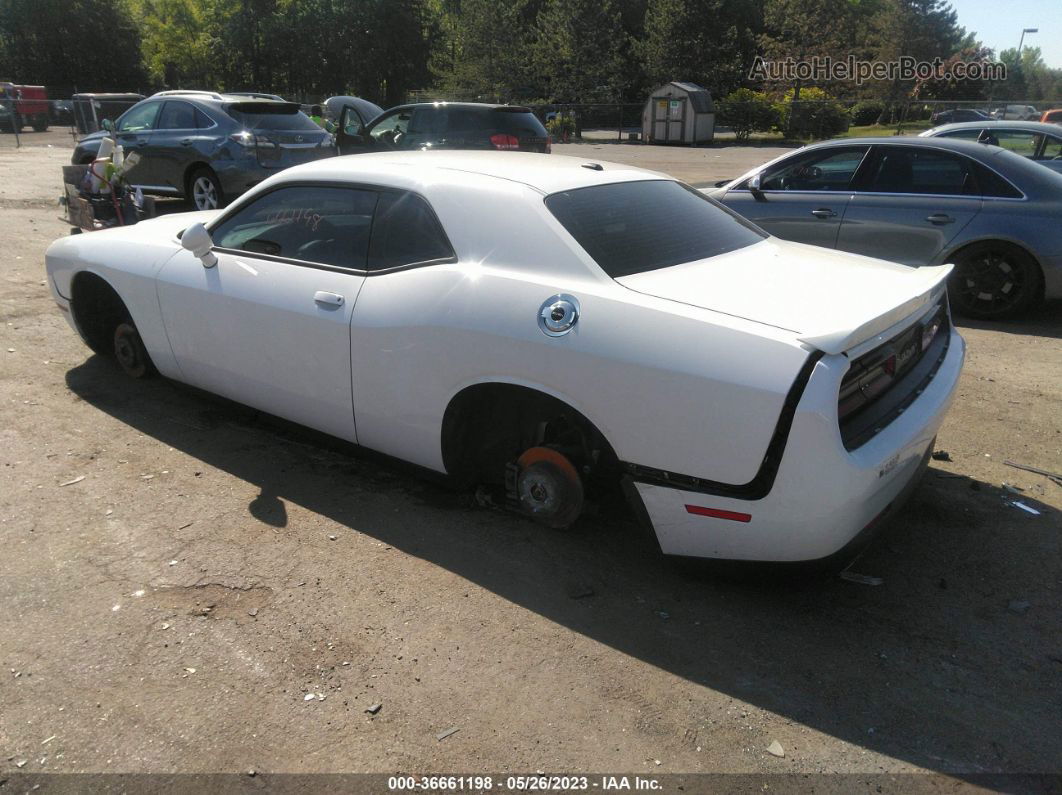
[{"xmin": 545, "ymin": 180, "xmax": 766, "ymax": 278}]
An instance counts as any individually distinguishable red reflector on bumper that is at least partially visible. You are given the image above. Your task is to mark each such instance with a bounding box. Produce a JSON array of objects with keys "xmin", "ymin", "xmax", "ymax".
[{"xmin": 685, "ymin": 505, "xmax": 751, "ymax": 522}]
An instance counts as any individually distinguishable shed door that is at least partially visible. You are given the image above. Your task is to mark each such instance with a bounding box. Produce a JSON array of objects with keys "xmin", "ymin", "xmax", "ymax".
[
  {"xmin": 667, "ymin": 98, "xmax": 687, "ymax": 142},
  {"xmin": 652, "ymin": 98, "xmax": 669, "ymax": 141}
]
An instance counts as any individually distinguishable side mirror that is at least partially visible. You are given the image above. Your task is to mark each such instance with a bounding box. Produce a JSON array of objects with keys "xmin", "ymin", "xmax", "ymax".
[
  {"xmin": 182, "ymin": 222, "xmax": 218, "ymax": 268},
  {"xmin": 102, "ymin": 118, "xmax": 114, "ymax": 133},
  {"xmin": 748, "ymin": 172, "xmax": 766, "ymax": 201}
]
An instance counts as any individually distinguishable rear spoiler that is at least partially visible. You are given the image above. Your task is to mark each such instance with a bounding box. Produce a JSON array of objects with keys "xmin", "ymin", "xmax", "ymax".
[{"xmin": 797, "ymin": 264, "xmax": 953, "ymax": 355}]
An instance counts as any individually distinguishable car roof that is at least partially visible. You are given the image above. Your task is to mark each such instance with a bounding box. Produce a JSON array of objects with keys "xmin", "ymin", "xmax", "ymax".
[
  {"xmin": 276, "ymin": 150, "xmax": 667, "ymax": 195},
  {"xmin": 925, "ymin": 120, "xmax": 1062, "ymax": 134},
  {"xmin": 386, "ymin": 101, "xmax": 534, "ymax": 113}
]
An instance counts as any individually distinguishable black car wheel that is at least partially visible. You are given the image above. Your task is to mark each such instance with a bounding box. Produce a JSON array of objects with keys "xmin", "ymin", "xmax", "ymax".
[
  {"xmin": 949, "ymin": 242, "xmax": 1042, "ymax": 320},
  {"xmin": 188, "ymin": 167, "xmax": 224, "ymax": 211},
  {"xmin": 113, "ymin": 321, "xmax": 155, "ymax": 379}
]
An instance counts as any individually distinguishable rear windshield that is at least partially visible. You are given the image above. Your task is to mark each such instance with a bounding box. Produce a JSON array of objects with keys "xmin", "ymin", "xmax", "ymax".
[
  {"xmin": 492, "ymin": 109, "xmax": 548, "ymax": 137},
  {"xmin": 445, "ymin": 107, "xmax": 547, "ymax": 137},
  {"xmin": 226, "ymin": 103, "xmax": 321, "ymax": 132},
  {"xmin": 545, "ymin": 180, "xmax": 766, "ymax": 278}
]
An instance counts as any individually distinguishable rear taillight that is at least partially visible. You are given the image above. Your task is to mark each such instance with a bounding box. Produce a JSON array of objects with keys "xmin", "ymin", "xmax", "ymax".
[
  {"xmin": 490, "ymin": 133, "xmax": 520, "ymax": 150},
  {"xmin": 229, "ymin": 131, "xmax": 272, "ymax": 147}
]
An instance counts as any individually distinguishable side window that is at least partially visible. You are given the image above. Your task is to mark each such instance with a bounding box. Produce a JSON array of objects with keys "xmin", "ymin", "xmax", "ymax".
[
  {"xmin": 210, "ymin": 186, "xmax": 379, "ymax": 269},
  {"xmin": 759, "ymin": 147, "xmax": 868, "ymax": 191},
  {"xmin": 117, "ymin": 102, "xmax": 160, "ymax": 132},
  {"xmin": 993, "ymin": 129, "xmax": 1040, "ymax": 157},
  {"xmin": 341, "ymin": 107, "xmax": 363, "ymax": 135},
  {"xmin": 938, "ymin": 128, "xmax": 982, "ymax": 141},
  {"xmin": 368, "ymin": 109, "xmax": 412, "ymax": 148},
  {"xmin": 1041, "ymin": 135, "xmax": 1062, "ymax": 160},
  {"xmin": 157, "ymin": 101, "xmax": 197, "ymax": 130},
  {"xmin": 195, "ymin": 107, "xmax": 215, "ymax": 129},
  {"xmin": 972, "ymin": 163, "xmax": 1023, "ymax": 199},
  {"xmin": 409, "ymin": 107, "xmax": 446, "ymax": 136},
  {"xmin": 368, "ymin": 192, "xmax": 454, "ymax": 271},
  {"xmin": 864, "ymin": 148, "xmax": 974, "ymax": 195}
]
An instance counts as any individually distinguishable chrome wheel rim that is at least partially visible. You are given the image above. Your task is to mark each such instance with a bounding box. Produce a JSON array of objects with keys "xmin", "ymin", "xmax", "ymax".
[{"xmin": 192, "ymin": 176, "xmax": 218, "ymax": 210}]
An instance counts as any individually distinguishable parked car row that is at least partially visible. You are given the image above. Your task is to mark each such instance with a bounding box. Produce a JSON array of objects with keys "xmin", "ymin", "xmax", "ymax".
[{"xmin": 72, "ymin": 90, "xmax": 552, "ymax": 210}]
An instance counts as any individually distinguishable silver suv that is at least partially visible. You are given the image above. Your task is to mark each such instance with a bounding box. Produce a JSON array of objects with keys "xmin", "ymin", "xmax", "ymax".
[{"xmin": 71, "ymin": 90, "xmax": 336, "ymax": 210}]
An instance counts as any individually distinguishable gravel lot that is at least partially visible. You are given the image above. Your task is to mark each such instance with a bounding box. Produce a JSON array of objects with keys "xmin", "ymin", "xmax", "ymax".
[{"xmin": 1, "ymin": 140, "xmax": 1060, "ymax": 785}]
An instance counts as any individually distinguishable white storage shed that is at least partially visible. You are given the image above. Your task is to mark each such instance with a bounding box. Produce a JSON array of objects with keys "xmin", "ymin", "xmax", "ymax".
[{"xmin": 642, "ymin": 82, "xmax": 715, "ymax": 144}]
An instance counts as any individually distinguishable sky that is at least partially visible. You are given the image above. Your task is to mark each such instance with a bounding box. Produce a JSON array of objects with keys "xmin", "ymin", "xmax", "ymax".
[{"xmin": 951, "ymin": 0, "xmax": 1062, "ymax": 68}]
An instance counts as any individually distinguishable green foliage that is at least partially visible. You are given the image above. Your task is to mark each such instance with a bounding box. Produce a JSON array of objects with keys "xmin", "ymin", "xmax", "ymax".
[
  {"xmin": 0, "ymin": 0, "xmax": 148, "ymax": 91},
  {"xmin": 717, "ymin": 88, "xmax": 779, "ymax": 141},
  {"xmin": 641, "ymin": 0, "xmax": 756, "ymax": 95},
  {"xmin": 545, "ymin": 113, "xmax": 576, "ymax": 139},
  {"xmin": 777, "ymin": 87, "xmax": 849, "ymax": 139},
  {"xmin": 849, "ymin": 99, "xmax": 885, "ymax": 126}
]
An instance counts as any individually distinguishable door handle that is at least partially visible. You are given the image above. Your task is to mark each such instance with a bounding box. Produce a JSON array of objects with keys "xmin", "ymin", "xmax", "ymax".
[
  {"xmin": 313, "ymin": 291, "xmax": 344, "ymax": 307},
  {"xmin": 811, "ymin": 208, "xmax": 837, "ymax": 218},
  {"xmin": 926, "ymin": 213, "xmax": 954, "ymax": 225},
  {"xmin": 180, "ymin": 138, "xmax": 194, "ymax": 146}
]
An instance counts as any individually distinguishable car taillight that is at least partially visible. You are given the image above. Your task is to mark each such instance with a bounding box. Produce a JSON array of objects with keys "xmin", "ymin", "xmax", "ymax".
[
  {"xmin": 229, "ymin": 131, "xmax": 271, "ymax": 147},
  {"xmin": 490, "ymin": 133, "xmax": 520, "ymax": 150}
]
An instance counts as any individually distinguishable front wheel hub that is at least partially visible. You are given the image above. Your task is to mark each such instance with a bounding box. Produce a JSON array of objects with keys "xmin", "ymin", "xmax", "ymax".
[{"xmin": 515, "ymin": 447, "xmax": 584, "ymax": 529}]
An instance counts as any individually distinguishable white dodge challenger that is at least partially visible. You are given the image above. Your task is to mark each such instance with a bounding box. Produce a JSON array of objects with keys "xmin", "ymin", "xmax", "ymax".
[{"xmin": 45, "ymin": 152, "xmax": 965, "ymax": 566}]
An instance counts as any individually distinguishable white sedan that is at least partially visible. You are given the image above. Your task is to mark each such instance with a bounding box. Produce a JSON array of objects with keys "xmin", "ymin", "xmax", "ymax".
[{"xmin": 45, "ymin": 152, "xmax": 965, "ymax": 566}]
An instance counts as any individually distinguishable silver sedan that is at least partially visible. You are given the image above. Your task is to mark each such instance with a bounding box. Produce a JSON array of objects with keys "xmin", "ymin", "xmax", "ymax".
[
  {"xmin": 919, "ymin": 120, "xmax": 1062, "ymax": 175},
  {"xmin": 710, "ymin": 137, "xmax": 1062, "ymax": 319}
]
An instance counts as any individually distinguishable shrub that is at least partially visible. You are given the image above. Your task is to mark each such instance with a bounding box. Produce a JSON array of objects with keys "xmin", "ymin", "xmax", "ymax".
[
  {"xmin": 849, "ymin": 100, "xmax": 885, "ymax": 127},
  {"xmin": 546, "ymin": 113, "xmax": 576, "ymax": 141},
  {"xmin": 717, "ymin": 88, "xmax": 780, "ymax": 141},
  {"xmin": 777, "ymin": 87, "xmax": 849, "ymax": 139}
]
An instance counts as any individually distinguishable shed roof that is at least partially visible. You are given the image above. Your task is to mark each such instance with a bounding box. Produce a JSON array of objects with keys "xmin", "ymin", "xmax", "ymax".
[{"xmin": 667, "ymin": 82, "xmax": 714, "ymax": 113}]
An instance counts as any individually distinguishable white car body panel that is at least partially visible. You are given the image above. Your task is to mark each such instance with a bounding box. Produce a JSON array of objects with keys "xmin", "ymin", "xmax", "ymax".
[
  {"xmin": 156, "ymin": 247, "xmax": 365, "ymax": 443},
  {"xmin": 46, "ymin": 151, "xmax": 966, "ymax": 564}
]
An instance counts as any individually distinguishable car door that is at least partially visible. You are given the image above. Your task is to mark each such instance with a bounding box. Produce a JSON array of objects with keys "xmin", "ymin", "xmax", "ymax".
[
  {"xmin": 719, "ymin": 146, "xmax": 869, "ymax": 248},
  {"xmin": 155, "ymin": 184, "xmax": 378, "ymax": 443},
  {"xmin": 114, "ymin": 100, "xmax": 161, "ymax": 186},
  {"xmin": 334, "ymin": 104, "xmax": 372, "ymax": 154},
  {"xmin": 148, "ymin": 100, "xmax": 214, "ymax": 192},
  {"xmin": 835, "ymin": 146, "xmax": 982, "ymax": 265}
]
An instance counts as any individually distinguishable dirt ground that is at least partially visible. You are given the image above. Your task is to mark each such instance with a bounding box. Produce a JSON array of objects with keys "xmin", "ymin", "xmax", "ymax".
[{"xmin": 0, "ymin": 139, "xmax": 1060, "ymax": 788}]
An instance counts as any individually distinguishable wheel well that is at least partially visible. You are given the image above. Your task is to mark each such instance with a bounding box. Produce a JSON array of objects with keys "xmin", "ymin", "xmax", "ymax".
[
  {"xmin": 440, "ymin": 383, "xmax": 620, "ymax": 489},
  {"xmin": 70, "ymin": 272, "xmax": 129, "ymax": 355}
]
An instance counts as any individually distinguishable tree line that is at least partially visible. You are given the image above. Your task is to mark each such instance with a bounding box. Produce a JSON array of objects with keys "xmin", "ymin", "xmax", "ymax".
[{"xmin": 0, "ymin": 0, "xmax": 1059, "ymax": 108}]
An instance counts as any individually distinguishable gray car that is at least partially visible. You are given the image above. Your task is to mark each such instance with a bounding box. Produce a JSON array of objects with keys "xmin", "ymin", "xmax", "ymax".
[
  {"xmin": 71, "ymin": 90, "xmax": 335, "ymax": 210},
  {"xmin": 919, "ymin": 121, "xmax": 1062, "ymax": 175},
  {"xmin": 710, "ymin": 137, "xmax": 1062, "ymax": 319}
]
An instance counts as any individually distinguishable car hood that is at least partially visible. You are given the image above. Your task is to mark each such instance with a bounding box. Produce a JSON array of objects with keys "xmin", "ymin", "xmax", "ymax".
[{"xmin": 616, "ymin": 238, "xmax": 952, "ymax": 355}]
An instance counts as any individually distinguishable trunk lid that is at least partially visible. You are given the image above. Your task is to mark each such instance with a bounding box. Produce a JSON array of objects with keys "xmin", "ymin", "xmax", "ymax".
[{"xmin": 616, "ymin": 238, "xmax": 952, "ymax": 354}]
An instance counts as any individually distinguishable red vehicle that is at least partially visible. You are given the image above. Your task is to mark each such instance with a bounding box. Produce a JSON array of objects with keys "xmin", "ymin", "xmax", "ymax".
[
  {"xmin": 1041, "ymin": 109, "xmax": 1062, "ymax": 125},
  {"xmin": 0, "ymin": 83, "xmax": 49, "ymax": 131}
]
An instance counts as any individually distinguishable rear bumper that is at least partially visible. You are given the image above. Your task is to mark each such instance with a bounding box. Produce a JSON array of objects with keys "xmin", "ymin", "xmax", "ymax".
[
  {"xmin": 629, "ymin": 326, "xmax": 965, "ymax": 563},
  {"xmin": 214, "ymin": 146, "xmax": 336, "ymax": 198}
]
